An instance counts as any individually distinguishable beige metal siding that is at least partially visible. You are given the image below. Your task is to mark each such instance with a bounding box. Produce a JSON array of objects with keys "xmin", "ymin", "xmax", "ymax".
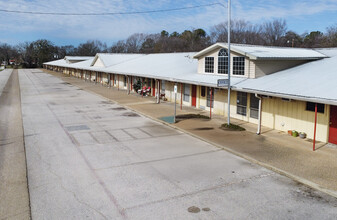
[{"xmin": 255, "ymin": 60, "xmax": 307, "ymax": 78}]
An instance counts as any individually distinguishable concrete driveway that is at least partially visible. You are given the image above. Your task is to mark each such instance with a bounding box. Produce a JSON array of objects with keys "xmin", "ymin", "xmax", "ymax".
[{"xmin": 19, "ymin": 69, "xmax": 337, "ymax": 219}]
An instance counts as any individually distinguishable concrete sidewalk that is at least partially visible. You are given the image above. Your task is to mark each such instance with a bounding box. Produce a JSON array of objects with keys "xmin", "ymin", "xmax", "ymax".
[
  {"xmin": 0, "ymin": 70, "xmax": 31, "ymax": 219},
  {"xmin": 44, "ymin": 69, "xmax": 337, "ymax": 197}
]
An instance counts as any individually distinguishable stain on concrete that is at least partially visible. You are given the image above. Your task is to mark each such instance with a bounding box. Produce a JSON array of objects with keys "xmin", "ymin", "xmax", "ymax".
[
  {"xmin": 110, "ymin": 107, "xmax": 126, "ymax": 111},
  {"xmin": 122, "ymin": 112, "xmax": 140, "ymax": 117},
  {"xmin": 187, "ymin": 206, "xmax": 200, "ymax": 213},
  {"xmin": 202, "ymin": 207, "xmax": 211, "ymax": 212},
  {"xmin": 194, "ymin": 127, "xmax": 214, "ymax": 131},
  {"xmin": 66, "ymin": 125, "xmax": 90, "ymax": 131},
  {"xmin": 101, "ymin": 101, "xmax": 112, "ymax": 104}
]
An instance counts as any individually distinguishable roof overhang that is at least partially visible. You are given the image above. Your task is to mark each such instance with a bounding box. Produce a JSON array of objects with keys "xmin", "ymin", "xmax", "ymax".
[{"xmin": 193, "ymin": 43, "xmax": 328, "ymax": 60}]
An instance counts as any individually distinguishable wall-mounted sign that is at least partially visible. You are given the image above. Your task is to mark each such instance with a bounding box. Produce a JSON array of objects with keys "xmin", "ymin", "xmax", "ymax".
[{"xmin": 217, "ymin": 79, "xmax": 229, "ymax": 87}]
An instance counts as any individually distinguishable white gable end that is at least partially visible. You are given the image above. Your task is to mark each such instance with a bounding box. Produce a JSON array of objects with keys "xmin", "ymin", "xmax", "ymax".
[{"xmin": 93, "ymin": 57, "xmax": 105, "ymax": 67}]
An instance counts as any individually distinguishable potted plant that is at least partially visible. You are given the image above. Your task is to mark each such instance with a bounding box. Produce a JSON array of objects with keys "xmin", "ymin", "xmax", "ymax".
[
  {"xmin": 292, "ymin": 130, "xmax": 298, "ymax": 137},
  {"xmin": 299, "ymin": 132, "xmax": 307, "ymax": 139}
]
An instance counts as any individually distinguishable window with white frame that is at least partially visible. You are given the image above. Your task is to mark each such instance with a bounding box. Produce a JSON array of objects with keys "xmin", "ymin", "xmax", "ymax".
[
  {"xmin": 183, "ymin": 84, "xmax": 190, "ymax": 102},
  {"xmin": 218, "ymin": 49, "xmax": 228, "ymax": 74},
  {"xmin": 233, "ymin": 57, "xmax": 245, "ymax": 75},
  {"xmin": 237, "ymin": 92, "xmax": 247, "ymax": 116},
  {"xmin": 205, "ymin": 57, "xmax": 214, "ymax": 73}
]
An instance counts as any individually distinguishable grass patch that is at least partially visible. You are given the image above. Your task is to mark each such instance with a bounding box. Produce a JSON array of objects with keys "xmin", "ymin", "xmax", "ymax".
[
  {"xmin": 176, "ymin": 114, "xmax": 210, "ymax": 120},
  {"xmin": 220, "ymin": 123, "xmax": 245, "ymax": 131}
]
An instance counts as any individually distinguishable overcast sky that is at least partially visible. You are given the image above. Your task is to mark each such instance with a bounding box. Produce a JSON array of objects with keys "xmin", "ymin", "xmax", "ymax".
[{"xmin": 1, "ymin": 0, "xmax": 337, "ymax": 46}]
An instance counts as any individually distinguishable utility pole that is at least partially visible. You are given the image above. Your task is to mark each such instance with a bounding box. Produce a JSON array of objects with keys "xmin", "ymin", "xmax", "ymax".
[{"xmin": 227, "ymin": 0, "xmax": 231, "ymax": 125}]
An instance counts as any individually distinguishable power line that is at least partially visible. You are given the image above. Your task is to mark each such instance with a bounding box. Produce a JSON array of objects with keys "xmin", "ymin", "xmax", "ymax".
[{"xmin": 0, "ymin": 3, "xmax": 223, "ymax": 16}]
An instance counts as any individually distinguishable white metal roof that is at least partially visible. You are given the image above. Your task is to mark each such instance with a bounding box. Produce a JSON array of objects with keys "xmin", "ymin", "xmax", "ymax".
[
  {"xmin": 193, "ymin": 43, "xmax": 327, "ymax": 60},
  {"xmin": 69, "ymin": 58, "xmax": 95, "ymax": 69},
  {"xmin": 89, "ymin": 52, "xmax": 245, "ymax": 86},
  {"xmin": 43, "ymin": 58, "xmax": 94, "ymax": 68},
  {"xmin": 234, "ymin": 48, "xmax": 337, "ymax": 104},
  {"xmin": 43, "ymin": 47, "xmax": 337, "ymax": 104},
  {"xmin": 44, "ymin": 58, "xmax": 68, "ymax": 66},
  {"xmin": 64, "ymin": 56, "xmax": 93, "ymax": 61},
  {"xmin": 91, "ymin": 53, "xmax": 146, "ymax": 67}
]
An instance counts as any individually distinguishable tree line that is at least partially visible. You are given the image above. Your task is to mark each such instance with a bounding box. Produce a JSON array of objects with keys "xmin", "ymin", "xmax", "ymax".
[{"xmin": 1, "ymin": 19, "xmax": 337, "ymax": 68}]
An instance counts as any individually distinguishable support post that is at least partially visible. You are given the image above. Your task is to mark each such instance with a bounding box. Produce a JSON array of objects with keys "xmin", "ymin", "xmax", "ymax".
[
  {"xmin": 210, "ymin": 88, "xmax": 212, "ymax": 119},
  {"xmin": 174, "ymin": 85, "xmax": 177, "ymax": 123},
  {"xmin": 313, "ymin": 103, "xmax": 318, "ymax": 151},
  {"xmin": 227, "ymin": 0, "xmax": 231, "ymax": 125},
  {"xmin": 157, "ymin": 80, "xmax": 160, "ymax": 104},
  {"xmin": 255, "ymin": 94, "xmax": 262, "ymax": 135},
  {"xmin": 180, "ymin": 83, "xmax": 183, "ymax": 110},
  {"xmin": 127, "ymin": 76, "xmax": 130, "ymax": 94}
]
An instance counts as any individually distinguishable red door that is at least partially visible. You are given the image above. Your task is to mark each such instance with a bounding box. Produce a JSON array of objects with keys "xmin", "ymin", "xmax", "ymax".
[
  {"xmin": 191, "ymin": 85, "xmax": 197, "ymax": 107},
  {"xmin": 329, "ymin": 105, "xmax": 337, "ymax": 144}
]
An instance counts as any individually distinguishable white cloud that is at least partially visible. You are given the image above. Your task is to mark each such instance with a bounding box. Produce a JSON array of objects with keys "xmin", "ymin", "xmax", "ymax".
[{"xmin": 0, "ymin": 0, "xmax": 337, "ymax": 45}]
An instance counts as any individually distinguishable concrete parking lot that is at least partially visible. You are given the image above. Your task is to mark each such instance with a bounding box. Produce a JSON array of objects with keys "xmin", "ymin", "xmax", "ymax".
[{"xmin": 15, "ymin": 69, "xmax": 337, "ymax": 219}]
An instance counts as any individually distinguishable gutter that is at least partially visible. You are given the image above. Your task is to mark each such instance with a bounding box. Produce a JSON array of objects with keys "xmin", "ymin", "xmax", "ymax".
[{"xmin": 234, "ymin": 87, "xmax": 337, "ymax": 106}]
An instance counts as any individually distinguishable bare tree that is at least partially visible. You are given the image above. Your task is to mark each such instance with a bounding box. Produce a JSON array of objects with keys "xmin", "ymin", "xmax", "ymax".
[
  {"xmin": 0, "ymin": 43, "xmax": 19, "ymax": 64},
  {"xmin": 262, "ymin": 19, "xmax": 287, "ymax": 46},
  {"xmin": 110, "ymin": 40, "xmax": 127, "ymax": 53},
  {"xmin": 77, "ymin": 40, "xmax": 107, "ymax": 56},
  {"xmin": 326, "ymin": 24, "xmax": 337, "ymax": 47},
  {"xmin": 125, "ymin": 33, "xmax": 147, "ymax": 53},
  {"xmin": 210, "ymin": 20, "xmax": 264, "ymax": 45}
]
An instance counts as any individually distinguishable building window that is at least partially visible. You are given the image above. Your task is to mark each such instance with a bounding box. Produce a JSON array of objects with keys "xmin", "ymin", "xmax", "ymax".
[
  {"xmin": 233, "ymin": 57, "xmax": 245, "ymax": 75},
  {"xmin": 183, "ymin": 84, "xmax": 190, "ymax": 102},
  {"xmin": 237, "ymin": 92, "xmax": 247, "ymax": 116},
  {"xmin": 114, "ymin": 75, "xmax": 116, "ymax": 85},
  {"xmin": 306, "ymin": 102, "xmax": 325, "ymax": 113},
  {"xmin": 124, "ymin": 76, "xmax": 127, "ymax": 87},
  {"xmin": 201, "ymin": 86, "xmax": 206, "ymax": 97},
  {"xmin": 250, "ymin": 94, "xmax": 259, "ymax": 119},
  {"xmin": 206, "ymin": 88, "xmax": 214, "ymax": 108},
  {"xmin": 205, "ymin": 57, "xmax": 214, "ymax": 73},
  {"xmin": 218, "ymin": 49, "xmax": 228, "ymax": 74}
]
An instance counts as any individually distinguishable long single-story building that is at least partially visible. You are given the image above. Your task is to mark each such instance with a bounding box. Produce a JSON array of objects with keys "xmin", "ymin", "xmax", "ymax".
[{"xmin": 43, "ymin": 43, "xmax": 337, "ymax": 145}]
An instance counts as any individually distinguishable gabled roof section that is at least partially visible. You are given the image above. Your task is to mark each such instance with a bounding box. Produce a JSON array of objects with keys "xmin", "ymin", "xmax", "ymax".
[
  {"xmin": 193, "ymin": 43, "xmax": 328, "ymax": 60},
  {"xmin": 234, "ymin": 48, "xmax": 337, "ymax": 105},
  {"xmin": 90, "ymin": 53, "xmax": 146, "ymax": 67},
  {"xmin": 64, "ymin": 56, "xmax": 93, "ymax": 64}
]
